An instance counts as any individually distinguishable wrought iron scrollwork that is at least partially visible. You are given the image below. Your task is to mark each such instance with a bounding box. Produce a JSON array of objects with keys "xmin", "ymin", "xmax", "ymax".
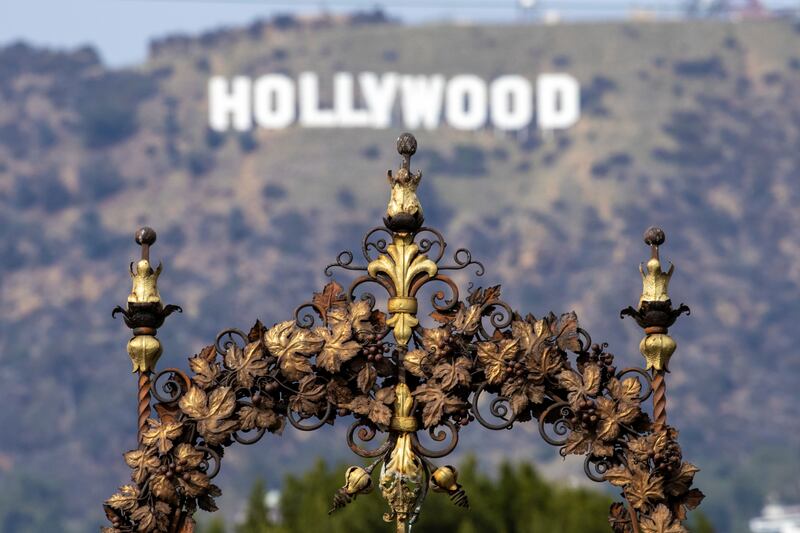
[
  {"xmin": 150, "ymin": 368, "xmax": 191, "ymax": 404},
  {"xmin": 539, "ymin": 402, "xmax": 575, "ymax": 447},
  {"xmin": 214, "ymin": 328, "xmax": 247, "ymax": 355},
  {"xmin": 105, "ymin": 134, "xmax": 701, "ymax": 533},
  {"xmin": 471, "ymin": 383, "xmax": 515, "ymax": 430},
  {"xmin": 347, "ymin": 420, "xmax": 394, "ymax": 458}
]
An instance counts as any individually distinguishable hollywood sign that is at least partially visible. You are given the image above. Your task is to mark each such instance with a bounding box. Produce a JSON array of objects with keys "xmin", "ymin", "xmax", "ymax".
[{"xmin": 208, "ymin": 72, "xmax": 580, "ymax": 132}]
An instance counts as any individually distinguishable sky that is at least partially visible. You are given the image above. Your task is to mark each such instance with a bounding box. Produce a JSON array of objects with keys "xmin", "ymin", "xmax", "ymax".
[{"xmin": 1, "ymin": 0, "xmax": 799, "ymax": 67}]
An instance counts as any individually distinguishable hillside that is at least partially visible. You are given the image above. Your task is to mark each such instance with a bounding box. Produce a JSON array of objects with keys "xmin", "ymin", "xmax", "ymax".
[{"xmin": 1, "ymin": 15, "xmax": 800, "ymax": 532}]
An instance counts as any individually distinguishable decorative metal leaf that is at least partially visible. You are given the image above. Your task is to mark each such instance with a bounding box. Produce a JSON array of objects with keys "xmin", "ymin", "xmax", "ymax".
[
  {"xmin": 289, "ymin": 375, "xmax": 327, "ymax": 416},
  {"xmin": 178, "ymin": 386, "xmax": 238, "ymax": 445},
  {"xmin": 432, "ymin": 357, "xmax": 472, "ymax": 391},
  {"xmin": 596, "ymin": 397, "xmax": 639, "ymax": 441},
  {"xmin": 607, "ymin": 377, "xmax": 642, "ymax": 403},
  {"xmin": 476, "ymin": 338, "xmax": 519, "ymax": 385},
  {"xmin": 150, "ymin": 474, "xmax": 178, "ymax": 504},
  {"xmin": 608, "ymin": 502, "xmax": 633, "ymax": 533},
  {"xmin": 357, "ymin": 364, "xmax": 377, "ymax": 393},
  {"xmin": 467, "ymin": 285, "xmax": 501, "ymax": 305},
  {"xmin": 553, "ymin": 311, "xmax": 581, "ymax": 352},
  {"xmin": 124, "ymin": 448, "xmax": 161, "ymax": 485},
  {"xmin": 105, "ymin": 485, "xmax": 139, "ymax": 512},
  {"xmin": 403, "ymin": 349, "xmax": 428, "ymax": 378},
  {"xmin": 224, "ymin": 341, "xmax": 268, "ymax": 388},
  {"xmin": 312, "ymin": 281, "xmax": 347, "ymax": 317},
  {"xmin": 638, "ymin": 504, "xmax": 687, "ymax": 533},
  {"xmin": 558, "ymin": 364, "xmax": 601, "ymax": 406},
  {"xmin": 141, "ymin": 419, "xmax": 183, "ymax": 454},
  {"xmin": 314, "ymin": 323, "xmax": 360, "ymax": 372},
  {"xmin": 188, "ymin": 345, "xmax": 219, "ymax": 389},
  {"xmin": 130, "ymin": 505, "xmax": 156, "ymax": 532},
  {"xmin": 413, "ymin": 383, "xmax": 463, "ymax": 428},
  {"xmin": 625, "ymin": 466, "xmax": 665, "ymax": 510},
  {"xmin": 665, "ymin": 462, "xmax": 699, "ymax": 497},
  {"xmin": 264, "ymin": 320, "xmax": 322, "ymax": 381},
  {"xmin": 174, "ymin": 443, "xmax": 205, "ymax": 469},
  {"xmin": 452, "ymin": 304, "xmax": 482, "ymax": 335},
  {"xmin": 500, "ymin": 377, "xmax": 545, "ymax": 416}
]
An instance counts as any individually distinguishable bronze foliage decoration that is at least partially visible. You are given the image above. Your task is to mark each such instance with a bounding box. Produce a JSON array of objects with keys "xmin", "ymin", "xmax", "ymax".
[{"xmin": 103, "ymin": 133, "xmax": 702, "ymax": 533}]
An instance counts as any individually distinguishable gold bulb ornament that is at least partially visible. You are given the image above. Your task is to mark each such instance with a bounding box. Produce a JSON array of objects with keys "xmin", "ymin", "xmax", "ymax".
[
  {"xmin": 431, "ymin": 465, "xmax": 459, "ymax": 493},
  {"xmin": 639, "ymin": 333, "xmax": 677, "ymax": 372},
  {"xmin": 127, "ymin": 335, "xmax": 163, "ymax": 373},
  {"xmin": 430, "ymin": 465, "xmax": 469, "ymax": 508},
  {"xmin": 329, "ymin": 466, "xmax": 374, "ymax": 514},
  {"xmin": 344, "ymin": 466, "xmax": 373, "ymax": 496}
]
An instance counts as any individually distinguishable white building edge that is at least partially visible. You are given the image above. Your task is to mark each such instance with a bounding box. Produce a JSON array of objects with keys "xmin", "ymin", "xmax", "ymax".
[{"xmin": 750, "ymin": 503, "xmax": 800, "ymax": 533}]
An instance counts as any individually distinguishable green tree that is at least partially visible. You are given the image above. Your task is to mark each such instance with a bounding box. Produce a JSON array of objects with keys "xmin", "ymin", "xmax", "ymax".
[
  {"xmin": 205, "ymin": 517, "xmax": 227, "ymax": 533},
  {"xmin": 236, "ymin": 479, "xmax": 279, "ymax": 533},
  {"xmin": 689, "ymin": 512, "xmax": 715, "ymax": 533},
  {"xmin": 205, "ymin": 457, "xmax": 618, "ymax": 533}
]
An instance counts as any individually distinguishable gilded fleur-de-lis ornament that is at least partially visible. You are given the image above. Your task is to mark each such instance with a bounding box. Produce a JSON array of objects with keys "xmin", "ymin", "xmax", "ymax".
[{"xmin": 369, "ymin": 133, "xmax": 437, "ymax": 347}]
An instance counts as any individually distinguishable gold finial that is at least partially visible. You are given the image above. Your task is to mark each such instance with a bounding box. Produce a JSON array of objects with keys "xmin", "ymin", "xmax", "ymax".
[
  {"xmin": 639, "ymin": 226, "xmax": 673, "ymax": 307},
  {"xmin": 113, "ymin": 227, "xmax": 181, "ymax": 373},
  {"xmin": 370, "ymin": 135, "xmax": 439, "ymax": 346},
  {"xmin": 128, "ymin": 227, "xmax": 163, "ymax": 305},
  {"xmin": 385, "ymin": 132, "xmax": 424, "ymax": 233},
  {"xmin": 621, "ymin": 227, "xmax": 688, "ymax": 372}
]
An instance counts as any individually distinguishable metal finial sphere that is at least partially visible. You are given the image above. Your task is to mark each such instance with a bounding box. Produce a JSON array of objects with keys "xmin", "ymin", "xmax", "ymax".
[
  {"xmin": 396, "ymin": 132, "xmax": 417, "ymax": 157},
  {"xmin": 643, "ymin": 226, "xmax": 665, "ymax": 247},
  {"xmin": 135, "ymin": 227, "xmax": 157, "ymax": 247}
]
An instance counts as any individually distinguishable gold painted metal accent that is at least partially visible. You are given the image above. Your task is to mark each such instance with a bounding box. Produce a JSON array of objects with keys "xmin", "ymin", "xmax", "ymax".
[
  {"xmin": 638, "ymin": 245, "xmax": 677, "ymax": 371},
  {"xmin": 380, "ymin": 383, "xmax": 423, "ymax": 532},
  {"xmin": 127, "ymin": 335, "xmax": 163, "ymax": 373},
  {"xmin": 638, "ymin": 256, "xmax": 673, "ymax": 308},
  {"xmin": 343, "ymin": 466, "xmax": 374, "ymax": 496},
  {"xmin": 388, "ymin": 297, "xmax": 418, "ymax": 314},
  {"xmin": 368, "ymin": 233, "xmax": 437, "ymax": 346},
  {"xmin": 639, "ymin": 333, "xmax": 676, "ymax": 372},
  {"xmin": 329, "ymin": 465, "xmax": 374, "ymax": 515},
  {"xmin": 389, "ymin": 381, "xmax": 419, "ymax": 432},
  {"xmin": 129, "ymin": 259, "xmax": 163, "ymax": 304},
  {"xmin": 431, "ymin": 465, "xmax": 459, "ymax": 493},
  {"xmin": 386, "ymin": 157, "xmax": 422, "ymax": 221},
  {"xmin": 430, "ymin": 465, "xmax": 469, "ymax": 508},
  {"xmin": 389, "ymin": 416, "xmax": 418, "ymax": 432},
  {"xmin": 125, "ymin": 258, "xmax": 166, "ymax": 373}
]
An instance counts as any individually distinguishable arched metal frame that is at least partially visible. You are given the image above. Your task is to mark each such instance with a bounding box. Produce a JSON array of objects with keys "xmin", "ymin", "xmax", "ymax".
[{"xmin": 104, "ymin": 134, "xmax": 701, "ymax": 533}]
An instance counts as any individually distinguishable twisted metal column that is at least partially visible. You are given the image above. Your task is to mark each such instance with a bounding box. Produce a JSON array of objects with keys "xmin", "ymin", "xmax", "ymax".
[
  {"xmin": 137, "ymin": 371, "xmax": 152, "ymax": 443},
  {"xmin": 651, "ymin": 369, "xmax": 667, "ymax": 430}
]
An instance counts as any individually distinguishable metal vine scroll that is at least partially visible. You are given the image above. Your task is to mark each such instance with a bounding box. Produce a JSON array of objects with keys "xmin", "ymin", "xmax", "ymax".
[{"xmin": 104, "ymin": 133, "xmax": 702, "ymax": 533}]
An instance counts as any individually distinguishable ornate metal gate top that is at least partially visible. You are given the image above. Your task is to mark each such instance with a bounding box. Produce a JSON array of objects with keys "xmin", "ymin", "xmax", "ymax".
[{"xmin": 104, "ymin": 133, "xmax": 702, "ymax": 533}]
